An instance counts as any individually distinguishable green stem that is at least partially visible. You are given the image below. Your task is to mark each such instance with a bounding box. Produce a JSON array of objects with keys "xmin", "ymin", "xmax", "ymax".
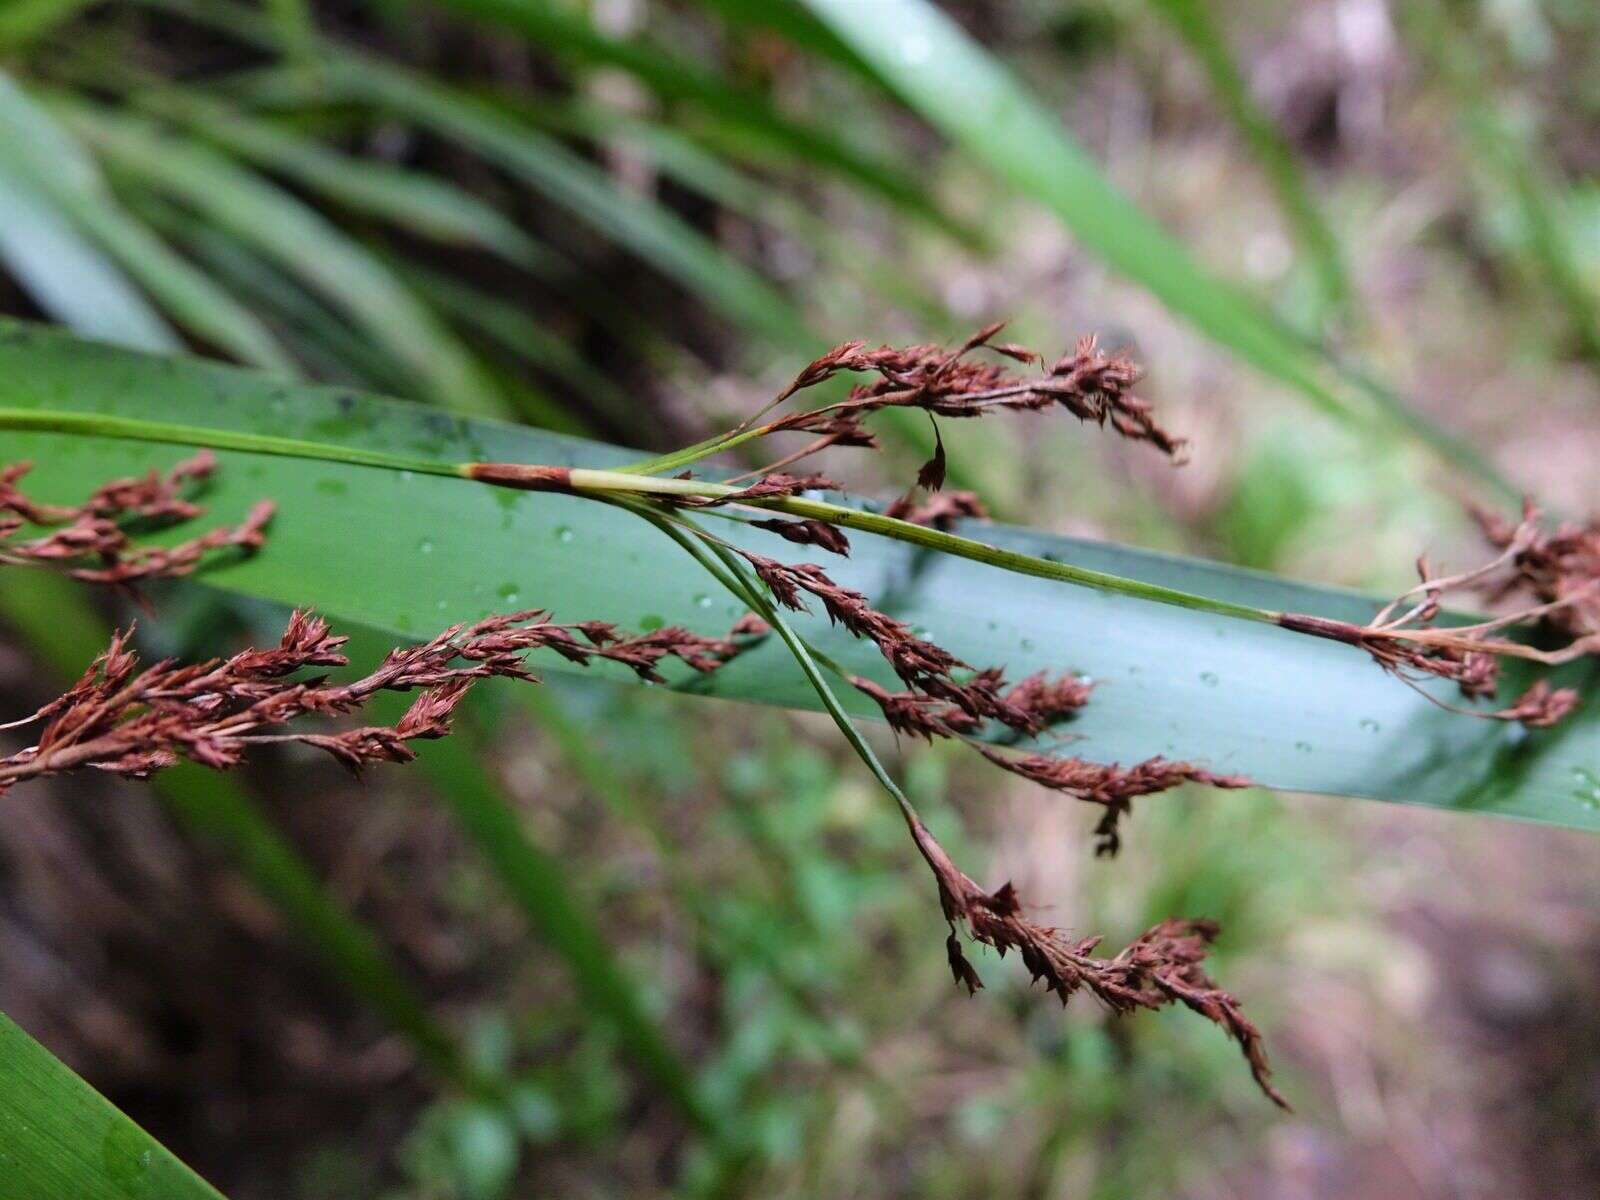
[
  {"xmin": 559, "ymin": 469, "xmax": 1279, "ymax": 625},
  {"xmin": 620, "ymin": 500, "xmax": 924, "ymax": 830},
  {"xmin": 0, "ymin": 408, "xmax": 1279, "ymax": 625},
  {"xmin": 0, "ymin": 408, "xmax": 452, "ymax": 476}
]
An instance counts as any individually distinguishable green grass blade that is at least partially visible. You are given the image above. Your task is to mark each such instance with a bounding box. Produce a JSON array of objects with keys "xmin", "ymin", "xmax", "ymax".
[
  {"xmin": 2, "ymin": 326, "xmax": 1594, "ymax": 830},
  {"xmin": 794, "ymin": 0, "xmax": 1514, "ymax": 498},
  {"xmin": 133, "ymin": 86, "xmax": 557, "ymax": 272},
  {"xmin": 1397, "ymin": 0, "xmax": 1600, "ymax": 365},
  {"xmin": 250, "ymin": 57, "xmax": 815, "ymax": 351},
  {"xmin": 0, "ymin": 1009, "xmax": 228, "ymax": 1200},
  {"xmin": 55, "ymin": 101, "xmax": 509, "ymax": 416},
  {"xmin": 1148, "ymin": 0, "xmax": 1350, "ymax": 318},
  {"xmin": 0, "ymin": 71, "xmax": 291, "ymax": 369},
  {"xmin": 0, "ymin": 164, "xmax": 181, "ymax": 351},
  {"xmin": 426, "ymin": 0, "xmax": 978, "ymax": 247},
  {"xmin": 0, "ymin": 0, "xmax": 93, "ymax": 50}
]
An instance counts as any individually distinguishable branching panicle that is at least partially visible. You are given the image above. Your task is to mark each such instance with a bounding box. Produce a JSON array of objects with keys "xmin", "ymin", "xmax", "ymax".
[
  {"xmin": 0, "ymin": 609, "xmax": 761, "ymax": 795},
  {"xmin": 0, "ymin": 455, "xmax": 273, "ymax": 586},
  {"xmin": 1279, "ymin": 498, "xmax": 1599, "ymax": 728},
  {"xmin": 906, "ymin": 817, "xmax": 1286, "ymax": 1108},
  {"xmin": 768, "ymin": 326, "xmax": 1185, "ymax": 462}
]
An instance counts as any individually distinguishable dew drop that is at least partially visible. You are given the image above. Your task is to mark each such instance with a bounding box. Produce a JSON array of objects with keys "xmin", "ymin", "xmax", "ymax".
[
  {"xmin": 694, "ymin": 594, "xmax": 713, "ymax": 609},
  {"xmin": 497, "ymin": 582, "xmax": 520, "ymax": 604},
  {"xmin": 1570, "ymin": 767, "xmax": 1600, "ymax": 810},
  {"xmin": 1359, "ymin": 718, "xmax": 1381, "ymax": 733},
  {"xmin": 554, "ymin": 526, "xmax": 575, "ymax": 544},
  {"xmin": 417, "ymin": 539, "xmax": 434, "ymax": 555},
  {"xmin": 1199, "ymin": 671, "xmax": 1219, "ymax": 687},
  {"xmin": 1019, "ymin": 638, "xmax": 1035, "ymax": 652},
  {"xmin": 639, "ymin": 614, "xmax": 665, "ymax": 631},
  {"xmin": 1294, "ymin": 741, "xmax": 1312, "ymax": 753},
  {"xmin": 398, "ymin": 470, "xmax": 415, "ymax": 484}
]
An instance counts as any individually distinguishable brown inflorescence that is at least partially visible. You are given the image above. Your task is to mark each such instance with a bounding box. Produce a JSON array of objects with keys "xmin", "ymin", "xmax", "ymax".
[
  {"xmin": 1278, "ymin": 498, "xmax": 1597, "ymax": 728},
  {"xmin": 746, "ymin": 543, "xmax": 1244, "ymax": 852},
  {"xmin": 0, "ymin": 608, "xmax": 764, "ymax": 794},
  {"xmin": 906, "ymin": 815, "xmax": 1287, "ymax": 1108},
  {"xmin": 883, "ymin": 489, "xmax": 989, "ymax": 530},
  {"xmin": 766, "ymin": 324, "xmax": 1186, "ymax": 461},
  {"xmin": 0, "ymin": 454, "xmax": 274, "ymax": 586}
]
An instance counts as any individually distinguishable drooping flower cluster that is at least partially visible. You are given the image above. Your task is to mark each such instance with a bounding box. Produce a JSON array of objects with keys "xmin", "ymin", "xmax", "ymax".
[
  {"xmin": 908, "ymin": 811, "xmax": 1286, "ymax": 1108},
  {"xmin": 0, "ymin": 454, "xmax": 273, "ymax": 586}
]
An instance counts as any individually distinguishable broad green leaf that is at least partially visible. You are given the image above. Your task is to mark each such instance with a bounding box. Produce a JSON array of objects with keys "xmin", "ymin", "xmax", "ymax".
[
  {"xmin": 0, "ymin": 1009, "xmax": 226, "ymax": 1199},
  {"xmin": 0, "ymin": 165, "xmax": 181, "ymax": 351},
  {"xmin": 56, "ymin": 101, "xmax": 509, "ymax": 417},
  {"xmin": 0, "ymin": 71, "xmax": 290, "ymax": 369},
  {"xmin": 424, "ymin": 0, "xmax": 978, "ymax": 247},
  {"xmin": 794, "ymin": 0, "xmax": 1513, "ymax": 498},
  {"xmin": 2, "ymin": 325, "xmax": 1595, "ymax": 832}
]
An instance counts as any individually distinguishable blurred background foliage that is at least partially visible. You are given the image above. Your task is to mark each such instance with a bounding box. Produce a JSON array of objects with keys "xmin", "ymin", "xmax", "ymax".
[{"xmin": 1, "ymin": 0, "xmax": 1599, "ymax": 1196}]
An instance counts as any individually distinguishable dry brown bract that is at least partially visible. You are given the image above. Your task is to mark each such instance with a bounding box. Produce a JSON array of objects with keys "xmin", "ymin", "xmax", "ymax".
[
  {"xmin": 0, "ymin": 609, "xmax": 763, "ymax": 794},
  {"xmin": 0, "ymin": 454, "xmax": 274, "ymax": 586},
  {"xmin": 907, "ymin": 815, "xmax": 1287, "ymax": 1108}
]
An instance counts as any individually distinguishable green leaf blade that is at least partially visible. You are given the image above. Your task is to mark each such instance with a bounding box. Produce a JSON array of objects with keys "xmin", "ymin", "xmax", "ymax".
[
  {"xmin": 0, "ymin": 1010, "xmax": 227, "ymax": 1200},
  {"xmin": 2, "ymin": 324, "xmax": 1594, "ymax": 831}
]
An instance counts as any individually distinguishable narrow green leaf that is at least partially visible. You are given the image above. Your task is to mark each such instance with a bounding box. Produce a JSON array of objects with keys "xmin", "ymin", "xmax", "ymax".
[
  {"xmin": 1397, "ymin": 0, "xmax": 1600, "ymax": 365},
  {"xmin": 425, "ymin": 0, "xmax": 979, "ymax": 247},
  {"xmin": 795, "ymin": 0, "xmax": 1514, "ymax": 498},
  {"xmin": 2, "ymin": 325, "xmax": 1593, "ymax": 831},
  {"xmin": 56, "ymin": 100, "xmax": 509, "ymax": 417},
  {"xmin": 1148, "ymin": 0, "xmax": 1350, "ymax": 317},
  {"xmin": 133, "ymin": 86, "xmax": 557, "ymax": 271},
  {"xmin": 0, "ymin": 71, "xmax": 291, "ymax": 369},
  {"xmin": 0, "ymin": 164, "xmax": 181, "ymax": 351},
  {"xmin": 0, "ymin": 0, "xmax": 93, "ymax": 50},
  {"xmin": 248, "ymin": 57, "xmax": 815, "ymax": 351},
  {"xmin": 0, "ymin": 1009, "xmax": 227, "ymax": 1200}
]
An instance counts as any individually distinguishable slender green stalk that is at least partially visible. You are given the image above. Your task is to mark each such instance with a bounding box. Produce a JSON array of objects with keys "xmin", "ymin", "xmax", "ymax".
[
  {"xmin": 0, "ymin": 407, "xmax": 453, "ymax": 475},
  {"xmin": 623, "ymin": 501, "xmax": 924, "ymax": 830},
  {"xmin": 533, "ymin": 467, "xmax": 1280, "ymax": 626},
  {"xmin": 1149, "ymin": 0, "xmax": 1349, "ymax": 318},
  {"xmin": 0, "ymin": 406, "xmax": 1283, "ymax": 626}
]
